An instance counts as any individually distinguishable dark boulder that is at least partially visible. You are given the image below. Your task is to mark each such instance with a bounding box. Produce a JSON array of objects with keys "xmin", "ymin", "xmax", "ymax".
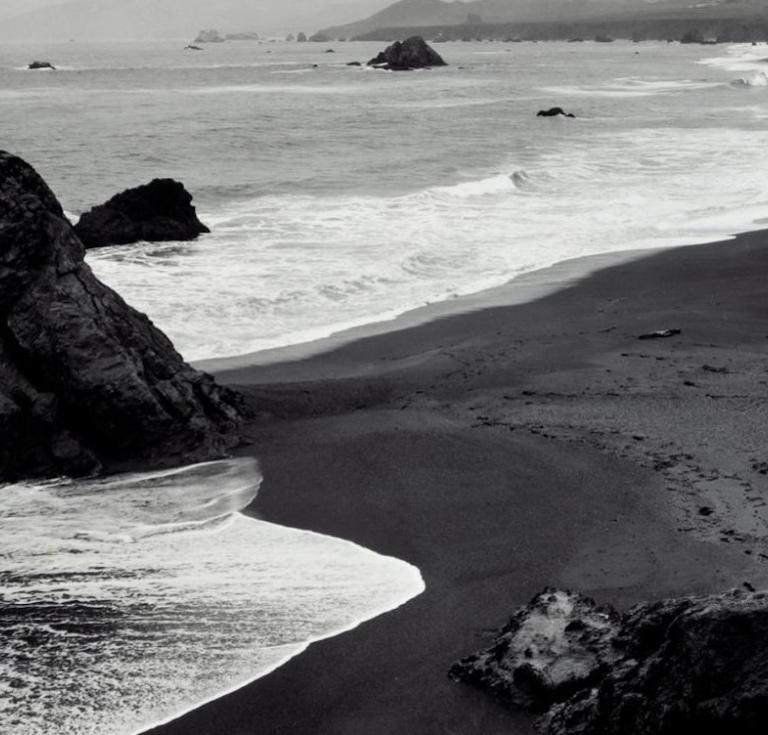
[
  {"xmin": 452, "ymin": 587, "xmax": 768, "ymax": 735},
  {"xmin": 537, "ymin": 107, "xmax": 575, "ymax": 118},
  {"xmin": 0, "ymin": 151, "xmax": 242, "ymax": 481},
  {"xmin": 367, "ymin": 36, "xmax": 447, "ymax": 71},
  {"xmin": 28, "ymin": 61, "xmax": 55, "ymax": 70},
  {"xmin": 74, "ymin": 179, "xmax": 210, "ymax": 248}
]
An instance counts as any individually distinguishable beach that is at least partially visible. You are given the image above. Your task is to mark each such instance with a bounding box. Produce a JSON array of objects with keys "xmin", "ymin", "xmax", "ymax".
[{"xmin": 143, "ymin": 230, "xmax": 768, "ymax": 734}]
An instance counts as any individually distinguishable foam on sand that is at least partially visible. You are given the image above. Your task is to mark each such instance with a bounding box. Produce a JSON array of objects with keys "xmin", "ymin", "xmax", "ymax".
[{"xmin": 0, "ymin": 459, "xmax": 424, "ymax": 735}]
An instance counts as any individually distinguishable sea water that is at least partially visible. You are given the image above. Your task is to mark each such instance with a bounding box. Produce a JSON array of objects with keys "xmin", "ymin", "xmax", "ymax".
[
  {"xmin": 0, "ymin": 460, "xmax": 424, "ymax": 735},
  {"xmin": 0, "ymin": 40, "xmax": 767, "ymax": 360},
  {"xmin": 1, "ymin": 38, "xmax": 767, "ymax": 734}
]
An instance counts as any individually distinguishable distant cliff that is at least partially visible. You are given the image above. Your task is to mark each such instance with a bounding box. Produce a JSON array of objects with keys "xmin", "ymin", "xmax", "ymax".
[
  {"xmin": 317, "ymin": 0, "xmax": 768, "ymax": 42},
  {"xmin": 352, "ymin": 15, "xmax": 768, "ymax": 42}
]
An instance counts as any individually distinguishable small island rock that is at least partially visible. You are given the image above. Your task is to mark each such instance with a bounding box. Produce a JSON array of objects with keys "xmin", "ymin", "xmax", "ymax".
[
  {"xmin": 367, "ymin": 36, "xmax": 447, "ymax": 71},
  {"xmin": 537, "ymin": 107, "xmax": 575, "ymax": 118},
  {"xmin": 28, "ymin": 61, "xmax": 55, "ymax": 70},
  {"xmin": 74, "ymin": 179, "xmax": 210, "ymax": 248},
  {"xmin": 194, "ymin": 29, "xmax": 224, "ymax": 43},
  {"xmin": 0, "ymin": 151, "xmax": 241, "ymax": 481}
]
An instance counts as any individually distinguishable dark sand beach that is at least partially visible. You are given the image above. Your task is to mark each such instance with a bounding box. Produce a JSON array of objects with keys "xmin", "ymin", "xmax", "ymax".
[{"xmin": 145, "ymin": 231, "xmax": 768, "ymax": 735}]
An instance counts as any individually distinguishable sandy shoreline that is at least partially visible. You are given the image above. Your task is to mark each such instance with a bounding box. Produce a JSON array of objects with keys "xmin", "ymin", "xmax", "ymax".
[{"xmin": 145, "ymin": 230, "xmax": 768, "ymax": 735}]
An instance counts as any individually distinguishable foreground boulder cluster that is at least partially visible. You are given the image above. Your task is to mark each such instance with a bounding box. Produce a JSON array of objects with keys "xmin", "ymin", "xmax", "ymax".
[
  {"xmin": 0, "ymin": 152, "xmax": 240, "ymax": 480},
  {"xmin": 451, "ymin": 588, "xmax": 768, "ymax": 734}
]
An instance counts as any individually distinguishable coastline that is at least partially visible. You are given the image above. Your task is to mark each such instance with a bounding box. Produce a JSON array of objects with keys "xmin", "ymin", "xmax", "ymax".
[
  {"xmin": 131, "ymin": 512, "xmax": 424, "ymax": 735},
  {"xmin": 144, "ymin": 228, "xmax": 768, "ymax": 734}
]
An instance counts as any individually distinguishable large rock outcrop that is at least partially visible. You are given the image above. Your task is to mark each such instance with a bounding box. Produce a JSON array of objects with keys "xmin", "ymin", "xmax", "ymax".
[
  {"xmin": 451, "ymin": 588, "xmax": 768, "ymax": 735},
  {"xmin": 74, "ymin": 178, "xmax": 210, "ymax": 249},
  {"xmin": 0, "ymin": 151, "xmax": 241, "ymax": 480},
  {"xmin": 367, "ymin": 36, "xmax": 447, "ymax": 71}
]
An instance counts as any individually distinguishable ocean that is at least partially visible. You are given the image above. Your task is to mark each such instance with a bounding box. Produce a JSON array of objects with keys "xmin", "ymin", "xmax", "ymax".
[{"xmin": 1, "ymin": 37, "xmax": 767, "ymax": 734}]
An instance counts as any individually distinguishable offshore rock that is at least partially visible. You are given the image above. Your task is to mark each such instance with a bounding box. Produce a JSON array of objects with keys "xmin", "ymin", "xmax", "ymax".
[
  {"xmin": 194, "ymin": 29, "xmax": 224, "ymax": 43},
  {"xmin": 74, "ymin": 178, "xmax": 210, "ymax": 248},
  {"xmin": 0, "ymin": 151, "xmax": 241, "ymax": 480},
  {"xmin": 367, "ymin": 36, "xmax": 447, "ymax": 71},
  {"xmin": 28, "ymin": 61, "xmax": 55, "ymax": 70},
  {"xmin": 452, "ymin": 588, "xmax": 768, "ymax": 735}
]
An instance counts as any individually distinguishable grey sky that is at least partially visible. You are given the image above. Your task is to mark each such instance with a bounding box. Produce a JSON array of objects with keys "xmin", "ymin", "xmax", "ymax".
[{"xmin": 0, "ymin": 0, "xmax": 394, "ymax": 39}]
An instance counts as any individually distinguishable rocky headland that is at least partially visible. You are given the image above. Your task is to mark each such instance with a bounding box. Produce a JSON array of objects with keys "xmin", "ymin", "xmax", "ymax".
[
  {"xmin": 452, "ymin": 587, "xmax": 768, "ymax": 734},
  {"xmin": 367, "ymin": 36, "xmax": 447, "ymax": 71},
  {"xmin": 0, "ymin": 152, "xmax": 241, "ymax": 481},
  {"xmin": 74, "ymin": 178, "xmax": 209, "ymax": 249}
]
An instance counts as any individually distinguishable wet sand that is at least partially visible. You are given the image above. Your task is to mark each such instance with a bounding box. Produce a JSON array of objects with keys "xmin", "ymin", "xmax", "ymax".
[{"xmin": 145, "ymin": 231, "xmax": 768, "ymax": 735}]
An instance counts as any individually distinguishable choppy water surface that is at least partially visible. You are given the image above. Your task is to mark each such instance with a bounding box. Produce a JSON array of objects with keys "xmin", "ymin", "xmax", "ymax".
[
  {"xmin": 0, "ymin": 460, "xmax": 424, "ymax": 735},
  {"xmin": 1, "ymin": 40, "xmax": 767, "ymax": 359}
]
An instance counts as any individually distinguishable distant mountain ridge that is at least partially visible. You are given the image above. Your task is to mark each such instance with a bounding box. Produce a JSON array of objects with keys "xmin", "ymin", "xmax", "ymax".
[{"xmin": 317, "ymin": 0, "xmax": 768, "ymax": 39}]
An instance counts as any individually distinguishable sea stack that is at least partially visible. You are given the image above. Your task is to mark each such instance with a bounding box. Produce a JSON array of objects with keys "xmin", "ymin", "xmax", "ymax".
[
  {"xmin": 74, "ymin": 178, "xmax": 210, "ymax": 248},
  {"xmin": 451, "ymin": 588, "xmax": 768, "ymax": 734},
  {"xmin": 367, "ymin": 36, "xmax": 447, "ymax": 71},
  {"xmin": 0, "ymin": 151, "xmax": 241, "ymax": 480}
]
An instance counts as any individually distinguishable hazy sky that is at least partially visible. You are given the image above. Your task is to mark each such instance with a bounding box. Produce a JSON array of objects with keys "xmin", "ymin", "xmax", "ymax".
[{"xmin": 0, "ymin": 0, "xmax": 393, "ymax": 32}]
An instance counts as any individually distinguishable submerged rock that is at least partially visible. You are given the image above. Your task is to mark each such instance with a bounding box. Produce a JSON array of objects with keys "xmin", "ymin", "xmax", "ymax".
[
  {"xmin": 537, "ymin": 107, "xmax": 575, "ymax": 119},
  {"xmin": 27, "ymin": 61, "xmax": 55, "ymax": 70},
  {"xmin": 452, "ymin": 587, "xmax": 768, "ymax": 734},
  {"xmin": 367, "ymin": 36, "xmax": 447, "ymax": 71},
  {"xmin": 74, "ymin": 179, "xmax": 210, "ymax": 248},
  {"xmin": 0, "ymin": 151, "xmax": 241, "ymax": 480}
]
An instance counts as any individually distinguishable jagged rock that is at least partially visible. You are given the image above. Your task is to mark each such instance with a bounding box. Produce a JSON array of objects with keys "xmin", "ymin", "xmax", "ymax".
[
  {"xmin": 0, "ymin": 151, "xmax": 241, "ymax": 481},
  {"xmin": 297, "ymin": 32, "xmax": 307, "ymax": 42},
  {"xmin": 367, "ymin": 36, "xmax": 447, "ymax": 71},
  {"xmin": 74, "ymin": 179, "xmax": 209, "ymax": 248},
  {"xmin": 194, "ymin": 29, "xmax": 224, "ymax": 43},
  {"xmin": 185, "ymin": 45, "xmax": 203, "ymax": 51},
  {"xmin": 537, "ymin": 107, "xmax": 575, "ymax": 119},
  {"xmin": 28, "ymin": 61, "xmax": 55, "ymax": 70},
  {"xmin": 450, "ymin": 590, "xmax": 622, "ymax": 711},
  {"xmin": 452, "ymin": 587, "xmax": 768, "ymax": 735}
]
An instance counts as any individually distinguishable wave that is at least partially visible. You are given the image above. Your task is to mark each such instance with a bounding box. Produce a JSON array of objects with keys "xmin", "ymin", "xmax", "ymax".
[
  {"xmin": 0, "ymin": 459, "xmax": 424, "ymax": 735},
  {"xmin": 541, "ymin": 78, "xmax": 722, "ymax": 98},
  {"xmin": 731, "ymin": 71, "xmax": 768, "ymax": 88}
]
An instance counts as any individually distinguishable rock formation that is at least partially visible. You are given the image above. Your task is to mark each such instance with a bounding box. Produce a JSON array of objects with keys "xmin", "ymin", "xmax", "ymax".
[
  {"xmin": 0, "ymin": 151, "xmax": 241, "ymax": 481},
  {"xmin": 28, "ymin": 61, "xmax": 55, "ymax": 70},
  {"xmin": 451, "ymin": 588, "xmax": 768, "ymax": 734},
  {"xmin": 367, "ymin": 36, "xmax": 447, "ymax": 71},
  {"xmin": 74, "ymin": 179, "xmax": 210, "ymax": 248},
  {"xmin": 537, "ymin": 107, "xmax": 575, "ymax": 119},
  {"xmin": 194, "ymin": 29, "xmax": 224, "ymax": 43},
  {"xmin": 297, "ymin": 32, "xmax": 308, "ymax": 42}
]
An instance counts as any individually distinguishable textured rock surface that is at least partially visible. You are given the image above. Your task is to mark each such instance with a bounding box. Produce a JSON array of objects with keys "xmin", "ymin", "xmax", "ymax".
[
  {"xmin": 367, "ymin": 36, "xmax": 447, "ymax": 70},
  {"xmin": 74, "ymin": 178, "xmax": 210, "ymax": 248},
  {"xmin": 0, "ymin": 151, "xmax": 241, "ymax": 480},
  {"xmin": 452, "ymin": 588, "xmax": 768, "ymax": 734},
  {"xmin": 450, "ymin": 590, "xmax": 622, "ymax": 711}
]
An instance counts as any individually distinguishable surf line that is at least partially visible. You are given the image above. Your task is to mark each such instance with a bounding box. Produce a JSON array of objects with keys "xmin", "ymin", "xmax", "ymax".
[{"xmin": 132, "ymin": 512, "xmax": 425, "ymax": 735}]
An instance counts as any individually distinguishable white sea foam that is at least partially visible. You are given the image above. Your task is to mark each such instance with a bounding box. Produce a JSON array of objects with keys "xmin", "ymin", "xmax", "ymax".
[
  {"xmin": 87, "ymin": 126, "xmax": 768, "ymax": 362},
  {"xmin": 0, "ymin": 459, "xmax": 424, "ymax": 735},
  {"xmin": 541, "ymin": 78, "xmax": 721, "ymax": 98}
]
